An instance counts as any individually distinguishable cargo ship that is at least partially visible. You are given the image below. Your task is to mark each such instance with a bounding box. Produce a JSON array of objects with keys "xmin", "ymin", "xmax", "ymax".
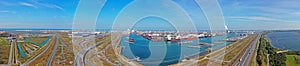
[
  {"xmin": 127, "ymin": 38, "xmax": 135, "ymax": 44},
  {"xmin": 166, "ymin": 38, "xmax": 179, "ymax": 42},
  {"xmin": 186, "ymin": 37, "xmax": 198, "ymax": 40}
]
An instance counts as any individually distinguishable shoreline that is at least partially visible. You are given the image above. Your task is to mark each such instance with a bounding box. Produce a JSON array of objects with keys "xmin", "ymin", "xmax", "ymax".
[
  {"xmin": 263, "ymin": 34, "xmax": 300, "ymax": 66},
  {"xmin": 265, "ymin": 32, "xmax": 299, "ymax": 51},
  {"xmin": 264, "ymin": 33, "xmax": 284, "ymax": 50},
  {"xmin": 113, "ymin": 33, "xmax": 142, "ymax": 66}
]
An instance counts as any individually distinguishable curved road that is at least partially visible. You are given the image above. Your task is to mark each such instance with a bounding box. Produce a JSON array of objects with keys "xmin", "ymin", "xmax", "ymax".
[{"xmin": 74, "ymin": 38, "xmax": 109, "ymax": 66}]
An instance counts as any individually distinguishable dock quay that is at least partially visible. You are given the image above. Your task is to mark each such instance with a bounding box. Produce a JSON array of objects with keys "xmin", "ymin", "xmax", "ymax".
[
  {"xmin": 225, "ymin": 35, "xmax": 247, "ymax": 42},
  {"xmin": 198, "ymin": 42, "xmax": 213, "ymax": 46},
  {"xmin": 130, "ymin": 31, "xmax": 219, "ymax": 42},
  {"xmin": 187, "ymin": 45, "xmax": 202, "ymax": 48}
]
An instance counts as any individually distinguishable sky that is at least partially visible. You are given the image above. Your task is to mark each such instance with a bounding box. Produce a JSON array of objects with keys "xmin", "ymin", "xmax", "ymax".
[{"xmin": 1, "ymin": 0, "xmax": 300, "ymax": 30}]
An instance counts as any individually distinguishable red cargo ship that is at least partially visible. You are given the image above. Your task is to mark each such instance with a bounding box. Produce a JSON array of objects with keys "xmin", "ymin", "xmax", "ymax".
[{"xmin": 186, "ymin": 37, "xmax": 198, "ymax": 40}]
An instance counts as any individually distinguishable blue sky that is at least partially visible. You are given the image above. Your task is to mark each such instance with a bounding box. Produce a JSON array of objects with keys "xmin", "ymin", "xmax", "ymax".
[{"xmin": 1, "ymin": 0, "xmax": 300, "ymax": 30}]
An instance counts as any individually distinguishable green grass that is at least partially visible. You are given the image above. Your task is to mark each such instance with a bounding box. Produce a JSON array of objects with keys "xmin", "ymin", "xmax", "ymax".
[
  {"xmin": 28, "ymin": 37, "xmax": 48, "ymax": 44},
  {"xmin": 286, "ymin": 55, "xmax": 300, "ymax": 66},
  {"xmin": 0, "ymin": 38, "xmax": 9, "ymax": 46},
  {"xmin": 0, "ymin": 38, "xmax": 10, "ymax": 64}
]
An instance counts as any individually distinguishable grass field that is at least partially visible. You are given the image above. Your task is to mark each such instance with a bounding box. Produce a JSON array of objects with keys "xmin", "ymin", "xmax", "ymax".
[
  {"xmin": 17, "ymin": 36, "xmax": 53, "ymax": 63},
  {"xmin": 286, "ymin": 55, "xmax": 300, "ymax": 66},
  {"xmin": 256, "ymin": 36, "xmax": 286, "ymax": 66},
  {"xmin": 0, "ymin": 38, "xmax": 9, "ymax": 45},
  {"xmin": 256, "ymin": 37, "xmax": 269, "ymax": 66},
  {"xmin": 0, "ymin": 38, "xmax": 10, "ymax": 64},
  {"xmin": 27, "ymin": 36, "xmax": 56, "ymax": 66},
  {"xmin": 28, "ymin": 37, "xmax": 48, "ymax": 44},
  {"xmin": 51, "ymin": 34, "xmax": 74, "ymax": 66}
]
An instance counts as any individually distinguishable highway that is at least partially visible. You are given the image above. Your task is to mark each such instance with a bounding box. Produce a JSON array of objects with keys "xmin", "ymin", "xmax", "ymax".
[
  {"xmin": 253, "ymin": 35, "xmax": 261, "ymax": 66},
  {"xmin": 8, "ymin": 38, "xmax": 13, "ymax": 65},
  {"xmin": 46, "ymin": 34, "xmax": 60, "ymax": 66},
  {"xmin": 74, "ymin": 38, "xmax": 108, "ymax": 66},
  {"xmin": 236, "ymin": 34, "xmax": 261, "ymax": 66}
]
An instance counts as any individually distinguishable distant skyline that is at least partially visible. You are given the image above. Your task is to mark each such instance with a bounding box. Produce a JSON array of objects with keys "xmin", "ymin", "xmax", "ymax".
[{"xmin": 1, "ymin": 0, "xmax": 300, "ymax": 30}]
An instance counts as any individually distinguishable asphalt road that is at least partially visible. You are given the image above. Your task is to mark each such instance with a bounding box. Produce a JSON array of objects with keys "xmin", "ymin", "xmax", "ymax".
[
  {"xmin": 8, "ymin": 38, "xmax": 13, "ymax": 65},
  {"xmin": 236, "ymin": 34, "xmax": 261, "ymax": 66},
  {"xmin": 46, "ymin": 34, "xmax": 60, "ymax": 66},
  {"xmin": 74, "ymin": 38, "xmax": 108, "ymax": 66}
]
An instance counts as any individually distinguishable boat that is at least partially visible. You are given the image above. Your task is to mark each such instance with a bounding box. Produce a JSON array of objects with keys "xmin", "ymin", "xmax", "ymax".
[
  {"xmin": 187, "ymin": 45, "xmax": 202, "ymax": 48},
  {"xmin": 206, "ymin": 48, "xmax": 213, "ymax": 52},
  {"xmin": 169, "ymin": 39, "xmax": 178, "ymax": 42},
  {"xmin": 197, "ymin": 34, "xmax": 205, "ymax": 38},
  {"xmin": 226, "ymin": 38, "xmax": 237, "ymax": 42},
  {"xmin": 128, "ymin": 38, "xmax": 135, "ymax": 44},
  {"xmin": 186, "ymin": 37, "xmax": 198, "ymax": 40},
  {"xmin": 165, "ymin": 35, "xmax": 180, "ymax": 42},
  {"xmin": 198, "ymin": 42, "xmax": 213, "ymax": 46}
]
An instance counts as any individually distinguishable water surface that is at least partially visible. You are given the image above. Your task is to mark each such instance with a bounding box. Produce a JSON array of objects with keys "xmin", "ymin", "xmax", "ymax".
[
  {"xmin": 267, "ymin": 32, "xmax": 300, "ymax": 51},
  {"xmin": 120, "ymin": 33, "xmax": 239, "ymax": 66}
]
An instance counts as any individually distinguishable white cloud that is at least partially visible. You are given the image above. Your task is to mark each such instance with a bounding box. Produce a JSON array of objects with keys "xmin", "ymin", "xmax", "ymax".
[
  {"xmin": 19, "ymin": 2, "xmax": 38, "ymax": 8},
  {"xmin": 0, "ymin": 10, "xmax": 10, "ymax": 13},
  {"xmin": 0, "ymin": 10, "xmax": 16, "ymax": 14},
  {"xmin": 229, "ymin": 16, "xmax": 277, "ymax": 21},
  {"xmin": 2, "ymin": 1, "xmax": 65, "ymax": 11},
  {"xmin": 290, "ymin": 12, "xmax": 300, "ymax": 16},
  {"xmin": 269, "ymin": 0, "xmax": 300, "ymax": 9},
  {"xmin": 243, "ymin": 1, "xmax": 300, "ymax": 18},
  {"xmin": 53, "ymin": 5, "xmax": 64, "ymax": 11},
  {"xmin": 30, "ymin": 0, "xmax": 64, "ymax": 11},
  {"xmin": 228, "ymin": 16, "xmax": 298, "ymax": 23},
  {"xmin": 44, "ymin": 4, "xmax": 64, "ymax": 11}
]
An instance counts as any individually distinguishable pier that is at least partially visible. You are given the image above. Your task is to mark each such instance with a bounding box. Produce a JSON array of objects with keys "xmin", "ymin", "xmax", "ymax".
[
  {"xmin": 198, "ymin": 42, "xmax": 213, "ymax": 46},
  {"xmin": 187, "ymin": 45, "xmax": 202, "ymax": 48},
  {"xmin": 129, "ymin": 57, "xmax": 141, "ymax": 62}
]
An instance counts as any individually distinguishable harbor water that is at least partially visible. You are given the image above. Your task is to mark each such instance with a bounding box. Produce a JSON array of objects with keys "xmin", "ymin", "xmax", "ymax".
[{"xmin": 120, "ymin": 33, "xmax": 238, "ymax": 66}]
